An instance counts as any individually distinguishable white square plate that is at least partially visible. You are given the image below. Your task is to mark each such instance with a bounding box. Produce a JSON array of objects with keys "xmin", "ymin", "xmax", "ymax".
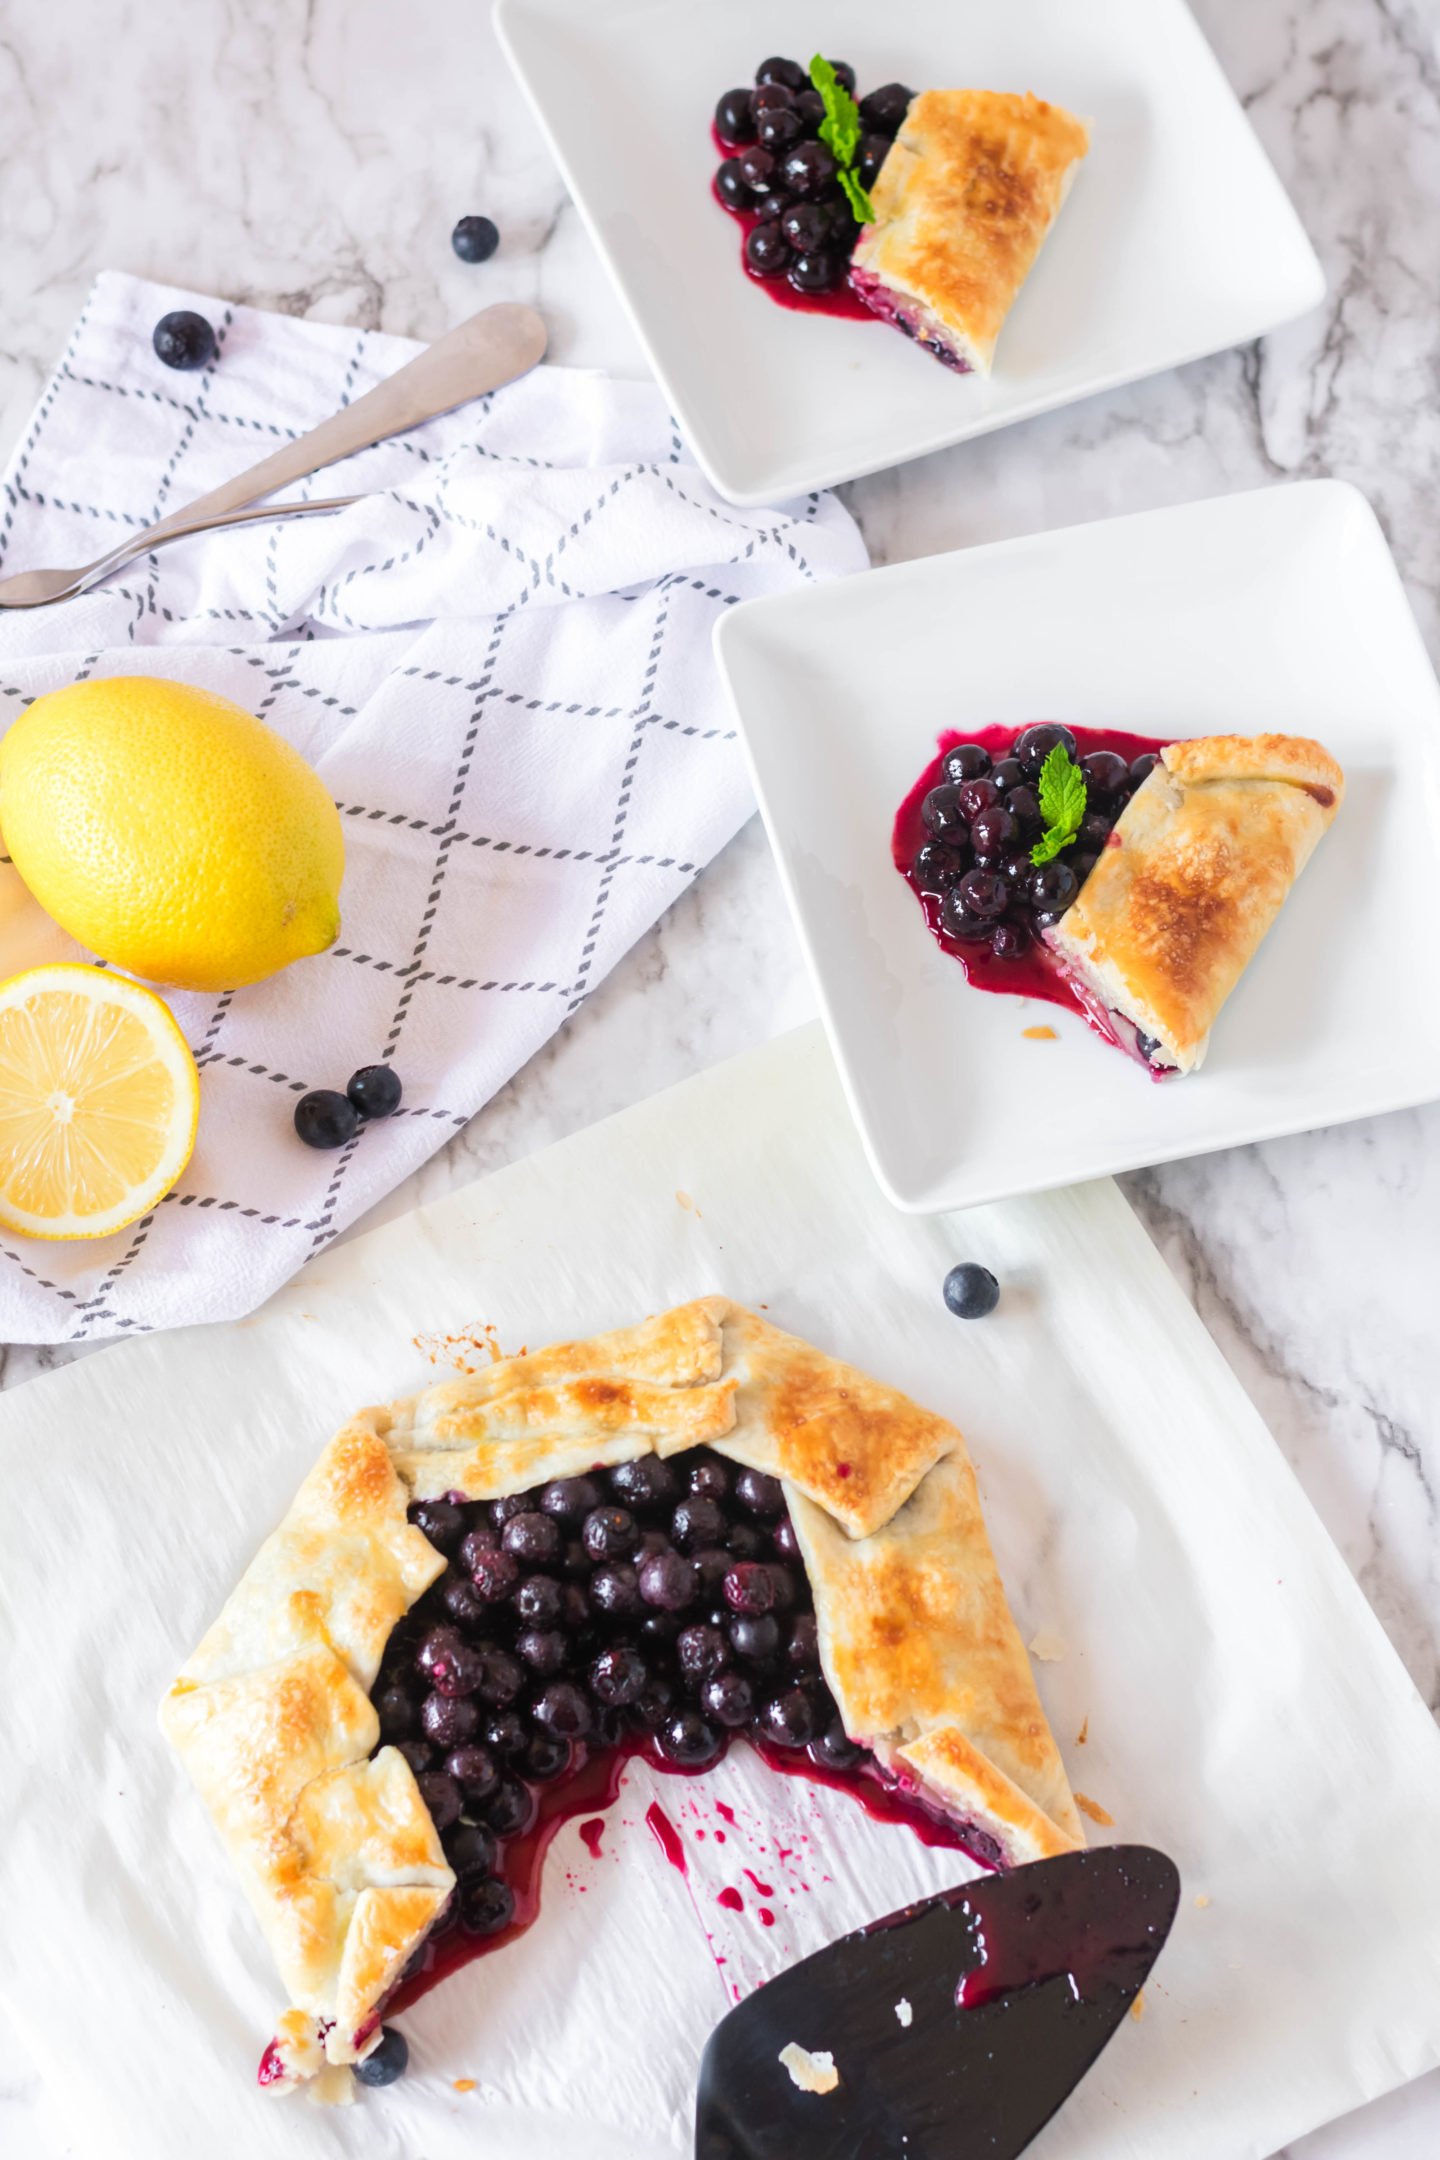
[
  {"xmin": 715, "ymin": 481, "xmax": 1440, "ymax": 1212},
  {"xmin": 494, "ymin": 0, "xmax": 1322, "ymax": 505}
]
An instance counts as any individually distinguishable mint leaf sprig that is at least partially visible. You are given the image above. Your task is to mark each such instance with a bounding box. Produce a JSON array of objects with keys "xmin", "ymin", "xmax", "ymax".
[
  {"xmin": 1030, "ymin": 744, "xmax": 1088, "ymax": 866},
  {"xmin": 809, "ymin": 54, "xmax": 875, "ymax": 224}
]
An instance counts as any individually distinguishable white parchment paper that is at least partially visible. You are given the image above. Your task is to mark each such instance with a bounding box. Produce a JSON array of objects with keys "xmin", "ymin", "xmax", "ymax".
[{"xmin": 2, "ymin": 1023, "xmax": 1439, "ymax": 2160}]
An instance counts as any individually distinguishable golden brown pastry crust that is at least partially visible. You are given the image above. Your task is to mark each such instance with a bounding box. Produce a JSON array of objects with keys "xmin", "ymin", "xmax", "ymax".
[
  {"xmin": 162, "ymin": 1300, "xmax": 1080, "ymax": 2096},
  {"xmin": 851, "ymin": 90, "xmax": 1090, "ymax": 372},
  {"xmin": 1048, "ymin": 733, "xmax": 1345, "ymax": 1071}
]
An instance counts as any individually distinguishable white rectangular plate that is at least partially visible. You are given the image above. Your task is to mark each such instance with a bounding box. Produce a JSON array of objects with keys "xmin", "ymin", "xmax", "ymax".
[
  {"xmin": 2, "ymin": 1026, "xmax": 1440, "ymax": 2160},
  {"xmin": 715, "ymin": 481, "xmax": 1440, "ymax": 1212},
  {"xmin": 494, "ymin": 0, "xmax": 1322, "ymax": 504}
]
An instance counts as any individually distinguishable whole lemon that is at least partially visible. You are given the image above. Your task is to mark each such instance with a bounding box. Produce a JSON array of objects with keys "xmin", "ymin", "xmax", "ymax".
[{"xmin": 0, "ymin": 677, "xmax": 344, "ymax": 992}]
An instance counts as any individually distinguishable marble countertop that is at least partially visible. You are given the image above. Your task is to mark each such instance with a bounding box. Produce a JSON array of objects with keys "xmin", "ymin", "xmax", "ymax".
[{"xmin": 1, "ymin": 1, "xmax": 1437, "ymax": 2154}]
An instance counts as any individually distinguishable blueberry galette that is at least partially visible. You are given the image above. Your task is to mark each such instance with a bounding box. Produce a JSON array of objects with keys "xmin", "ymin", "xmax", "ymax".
[
  {"xmin": 160, "ymin": 1298, "xmax": 1082, "ymax": 2102},
  {"xmin": 1046, "ymin": 734, "xmax": 1345, "ymax": 1072},
  {"xmin": 849, "ymin": 90, "xmax": 1091, "ymax": 373}
]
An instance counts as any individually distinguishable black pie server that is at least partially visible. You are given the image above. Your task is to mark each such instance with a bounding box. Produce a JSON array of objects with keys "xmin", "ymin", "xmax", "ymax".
[{"xmin": 695, "ymin": 1844, "xmax": 1180, "ymax": 2160}]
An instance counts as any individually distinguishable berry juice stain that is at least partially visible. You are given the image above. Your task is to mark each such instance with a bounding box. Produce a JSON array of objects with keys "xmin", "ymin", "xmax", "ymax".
[
  {"xmin": 717, "ymin": 1886, "xmax": 745, "ymax": 1914},
  {"xmin": 578, "ymin": 1818, "xmax": 606, "ymax": 1860},
  {"xmin": 743, "ymin": 1870, "xmax": 775, "ymax": 1897},
  {"xmin": 759, "ymin": 1908, "xmax": 776, "ymax": 1928},
  {"xmin": 646, "ymin": 1800, "xmax": 688, "ymax": 1873}
]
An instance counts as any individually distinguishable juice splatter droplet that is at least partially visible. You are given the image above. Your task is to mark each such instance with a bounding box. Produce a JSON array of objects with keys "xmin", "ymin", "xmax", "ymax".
[
  {"xmin": 578, "ymin": 1818, "xmax": 605, "ymax": 1860},
  {"xmin": 716, "ymin": 1801, "xmax": 737, "ymax": 1826},
  {"xmin": 717, "ymin": 1886, "xmax": 744, "ymax": 1913},
  {"xmin": 743, "ymin": 1869, "xmax": 775, "ymax": 1897},
  {"xmin": 759, "ymin": 1907, "xmax": 776, "ymax": 1928},
  {"xmin": 646, "ymin": 1801, "xmax": 687, "ymax": 1872}
]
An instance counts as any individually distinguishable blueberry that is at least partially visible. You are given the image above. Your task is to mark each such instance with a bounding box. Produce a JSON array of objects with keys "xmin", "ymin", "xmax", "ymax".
[
  {"xmin": 152, "ymin": 310, "xmax": 217, "ymax": 371},
  {"xmin": 744, "ymin": 223, "xmax": 790, "ymax": 277},
  {"xmin": 514, "ymin": 1573, "xmax": 563, "ymax": 1626},
  {"xmin": 757, "ymin": 105, "xmax": 803, "ymax": 153},
  {"xmin": 502, "ymin": 1511, "xmax": 561, "ymax": 1565},
  {"xmin": 940, "ymin": 889, "xmax": 992, "ymax": 942},
  {"xmin": 920, "ymin": 783, "xmax": 967, "ymax": 838},
  {"xmin": 395, "ymin": 1738, "xmax": 434, "ymax": 1778},
  {"xmin": 1078, "ymin": 810, "xmax": 1113, "ymax": 851},
  {"xmin": 590, "ymin": 1645, "xmax": 647, "ymax": 1707},
  {"xmin": 1015, "ymin": 723, "xmax": 1079, "ymax": 778},
  {"xmin": 787, "ymin": 1613, "xmax": 820, "ymax": 1671},
  {"xmin": 1027, "ymin": 859, "xmax": 1079, "ymax": 913},
  {"xmin": 484, "ymin": 1711, "xmax": 528, "ymax": 1760},
  {"xmin": 540, "ymin": 1475, "xmax": 601, "ymax": 1521},
  {"xmin": 990, "ymin": 920, "xmax": 1031, "ymax": 961},
  {"xmin": 943, "ymin": 1263, "xmax": 1001, "ymax": 1320},
  {"xmin": 416, "ymin": 1625, "xmax": 468, "ymax": 1685},
  {"xmin": 1129, "ymin": 752, "xmax": 1160, "ymax": 786},
  {"xmin": 658, "ymin": 1710, "xmax": 724, "ymax": 1769},
  {"xmin": 533, "ymin": 1680, "xmax": 592, "ymax": 1739},
  {"xmin": 346, "ymin": 1064, "xmax": 402, "ymax": 1119},
  {"xmin": 912, "ymin": 840, "xmax": 966, "ymax": 891},
  {"xmin": 955, "ymin": 868, "xmax": 1009, "ymax": 921},
  {"xmin": 444, "ymin": 1744, "xmax": 499, "ymax": 1802},
  {"xmin": 723, "ymin": 1562, "xmax": 776, "ymax": 1616},
  {"xmin": 524, "ymin": 1732, "xmax": 572, "ymax": 1781},
  {"xmin": 415, "ymin": 1768, "xmax": 464, "ymax": 1831},
  {"xmin": 957, "ymin": 777, "xmax": 1000, "ymax": 822},
  {"xmin": 970, "ymin": 806, "xmax": 1018, "ymax": 857},
  {"xmin": 516, "ymin": 1627, "xmax": 567, "ymax": 1677},
  {"xmin": 772, "ymin": 1516, "xmax": 799, "ymax": 1561},
  {"xmin": 452, "ymin": 215, "xmax": 500, "ymax": 264},
  {"xmin": 355, "ymin": 2027, "xmax": 409, "ymax": 2087},
  {"xmin": 788, "ymin": 249, "xmax": 842, "ymax": 294},
  {"xmin": 766, "ymin": 1563, "xmax": 797, "ymax": 1611},
  {"xmin": 582, "ymin": 1506, "xmax": 639, "ymax": 1562},
  {"xmin": 780, "ymin": 141, "xmax": 838, "ymax": 197},
  {"xmin": 755, "ymin": 56, "xmax": 807, "ymax": 92},
  {"xmin": 857, "ymin": 132, "xmax": 892, "ymax": 188},
  {"xmin": 826, "ymin": 59, "xmax": 857, "ymax": 93},
  {"xmin": 758, "ymin": 1686, "xmax": 817, "ymax": 1749},
  {"xmin": 672, "ymin": 1496, "xmax": 727, "ymax": 1551},
  {"xmin": 1080, "ymin": 750, "xmax": 1129, "ymax": 799},
  {"xmin": 677, "ymin": 1622, "xmax": 730, "ymax": 1684},
  {"xmin": 590, "ymin": 1561, "xmax": 642, "ymax": 1617},
  {"xmin": 809, "ymin": 1717, "xmax": 862, "ymax": 1771},
  {"xmin": 490, "ymin": 1494, "xmax": 533, "ymax": 1528},
  {"xmin": 701, "ymin": 1670, "xmax": 755, "ymax": 1728},
  {"xmin": 727, "ymin": 1520, "xmax": 766, "ymax": 1561},
  {"xmin": 633, "ymin": 1674, "xmax": 677, "ymax": 1729},
  {"xmin": 942, "ymin": 743, "xmax": 992, "ymax": 785},
  {"xmin": 739, "ymin": 144, "xmax": 779, "ymax": 192},
  {"xmin": 610, "ymin": 1456, "xmax": 678, "ymax": 1508},
  {"xmin": 689, "ymin": 1458, "xmax": 731, "ymax": 1502},
  {"xmin": 460, "ymin": 1876, "xmax": 516, "ymax": 1936},
  {"xmin": 465, "ymin": 1545, "xmax": 519, "ymax": 1603},
  {"xmin": 715, "ymin": 87, "xmax": 758, "ymax": 146},
  {"xmin": 446, "ymin": 1822, "xmax": 499, "ymax": 1881},
  {"xmin": 858, "ymin": 83, "xmax": 914, "ymax": 136},
  {"xmin": 483, "ymin": 1776, "xmax": 537, "ymax": 1839},
  {"xmin": 735, "ymin": 1467, "xmax": 784, "ymax": 1518},
  {"xmin": 1006, "ymin": 783, "xmax": 1043, "ymax": 831},
  {"xmin": 294, "ymin": 1089, "xmax": 359, "ymax": 1150},
  {"xmin": 793, "ymin": 88, "xmax": 826, "ymax": 131},
  {"xmin": 715, "ymin": 158, "xmax": 752, "ymax": 212},
  {"xmin": 639, "ymin": 1547, "xmax": 701, "ymax": 1610},
  {"xmin": 475, "ymin": 1648, "xmax": 525, "ymax": 1706},
  {"xmin": 730, "ymin": 1612, "xmax": 781, "ymax": 1665},
  {"xmin": 991, "ymin": 756, "xmax": 1025, "ymax": 792},
  {"xmin": 779, "ymin": 202, "xmax": 829, "ymax": 253},
  {"xmin": 376, "ymin": 1683, "xmax": 418, "ymax": 1742}
]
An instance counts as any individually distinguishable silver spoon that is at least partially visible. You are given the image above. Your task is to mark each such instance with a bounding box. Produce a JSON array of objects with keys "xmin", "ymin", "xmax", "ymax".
[{"xmin": 0, "ymin": 301, "xmax": 547, "ymax": 609}]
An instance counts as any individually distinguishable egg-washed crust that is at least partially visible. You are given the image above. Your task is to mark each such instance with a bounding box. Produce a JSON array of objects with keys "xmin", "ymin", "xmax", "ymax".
[
  {"xmin": 162, "ymin": 1299, "xmax": 1081, "ymax": 2097},
  {"xmin": 1047, "ymin": 733, "xmax": 1345, "ymax": 1071},
  {"xmin": 851, "ymin": 90, "xmax": 1090, "ymax": 373}
]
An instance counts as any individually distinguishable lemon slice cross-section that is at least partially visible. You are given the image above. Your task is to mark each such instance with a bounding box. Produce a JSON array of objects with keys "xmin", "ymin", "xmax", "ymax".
[{"xmin": 0, "ymin": 964, "xmax": 199, "ymax": 1240}]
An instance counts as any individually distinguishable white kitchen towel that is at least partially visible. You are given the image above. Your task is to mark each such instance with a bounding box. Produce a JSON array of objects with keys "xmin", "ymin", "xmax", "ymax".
[{"xmin": 0, "ymin": 272, "xmax": 866, "ymax": 1343}]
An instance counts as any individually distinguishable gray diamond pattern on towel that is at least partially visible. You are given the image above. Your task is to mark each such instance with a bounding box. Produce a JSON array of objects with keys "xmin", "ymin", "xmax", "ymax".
[{"xmin": 0, "ymin": 273, "xmax": 867, "ymax": 1342}]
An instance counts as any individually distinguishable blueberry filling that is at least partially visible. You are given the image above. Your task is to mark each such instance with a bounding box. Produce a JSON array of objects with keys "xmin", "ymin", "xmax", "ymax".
[{"xmin": 368, "ymin": 1442, "xmax": 998, "ymax": 2046}]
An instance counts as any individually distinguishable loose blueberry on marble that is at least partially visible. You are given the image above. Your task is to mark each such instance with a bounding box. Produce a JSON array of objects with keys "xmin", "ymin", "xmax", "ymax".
[
  {"xmin": 152, "ymin": 310, "xmax": 217, "ymax": 371},
  {"xmin": 943, "ymin": 1263, "xmax": 1001, "ymax": 1320},
  {"xmin": 451, "ymin": 215, "xmax": 500, "ymax": 263}
]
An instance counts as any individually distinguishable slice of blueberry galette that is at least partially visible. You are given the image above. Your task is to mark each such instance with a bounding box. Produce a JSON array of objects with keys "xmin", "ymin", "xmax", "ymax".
[{"xmin": 161, "ymin": 1298, "xmax": 1082, "ymax": 2102}]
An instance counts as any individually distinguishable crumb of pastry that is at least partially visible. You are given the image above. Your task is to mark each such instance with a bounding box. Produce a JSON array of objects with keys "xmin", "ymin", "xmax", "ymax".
[
  {"xmin": 676, "ymin": 1189, "xmax": 701, "ymax": 1214},
  {"xmin": 1129, "ymin": 1990, "xmax": 1145, "ymax": 2021},
  {"xmin": 452, "ymin": 2077, "xmax": 477, "ymax": 2093},
  {"xmin": 1027, "ymin": 1625, "xmax": 1067, "ymax": 1662},
  {"xmin": 895, "ymin": 1998, "xmax": 913, "ymax": 2028},
  {"xmin": 1194, "ymin": 1893, "xmax": 1211, "ymax": 1909},
  {"xmin": 779, "ymin": 2043, "xmax": 840, "ymax": 2095},
  {"xmin": 1076, "ymin": 1717, "xmax": 1089, "ymax": 1745},
  {"xmin": 1074, "ymin": 1792, "xmax": 1115, "ymax": 1826},
  {"xmin": 412, "ymin": 1322, "xmax": 508, "ymax": 1373},
  {"xmin": 1023, "ymin": 1024, "xmax": 1058, "ymax": 1040}
]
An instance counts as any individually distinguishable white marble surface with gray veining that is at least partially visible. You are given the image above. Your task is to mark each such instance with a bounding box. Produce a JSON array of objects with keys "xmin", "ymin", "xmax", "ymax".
[{"xmin": 1, "ymin": 2, "xmax": 1437, "ymax": 2154}]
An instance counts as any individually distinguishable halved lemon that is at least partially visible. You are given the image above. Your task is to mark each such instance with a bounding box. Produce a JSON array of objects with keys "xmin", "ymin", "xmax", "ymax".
[{"xmin": 0, "ymin": 964, "xmax": 199, "ymax": 1240}]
